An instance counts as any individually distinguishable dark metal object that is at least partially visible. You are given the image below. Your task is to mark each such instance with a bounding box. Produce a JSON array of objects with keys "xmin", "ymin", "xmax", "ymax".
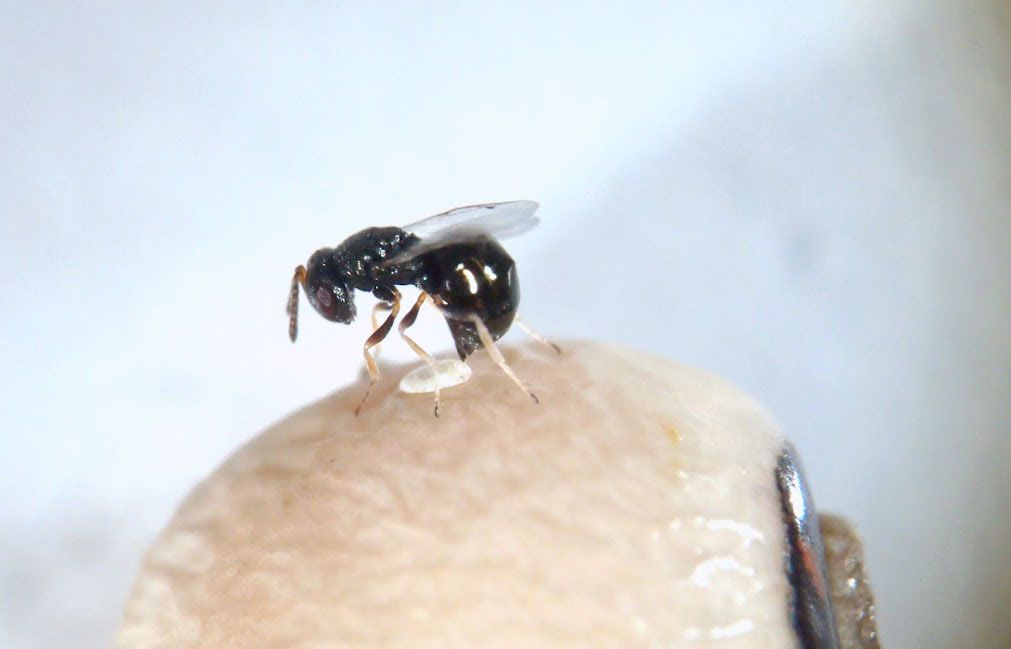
[{"xmin": 776, "ymin": 443, "xmax": 841, "ymax": 649}]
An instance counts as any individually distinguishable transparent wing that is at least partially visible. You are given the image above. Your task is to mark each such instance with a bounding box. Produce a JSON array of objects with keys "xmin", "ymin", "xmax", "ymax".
[
  {"xmin": 383, "ymin": 200, "xmax": 540, "ymax": 266},
  {"xmin": 404, "ymin": 200, "xmax": 540, "ymax": 240}
]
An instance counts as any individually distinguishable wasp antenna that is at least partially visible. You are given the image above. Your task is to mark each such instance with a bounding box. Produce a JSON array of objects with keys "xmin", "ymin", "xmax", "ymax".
[{"xmin": 287, "ymin": 265, "xmax": 307, "ymax": 342}]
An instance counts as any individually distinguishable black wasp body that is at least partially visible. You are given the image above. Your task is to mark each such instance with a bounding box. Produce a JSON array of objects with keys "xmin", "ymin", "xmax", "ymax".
[{"xmin": 287, "ymin": 201, "xmax": 557, "ymax": 415}]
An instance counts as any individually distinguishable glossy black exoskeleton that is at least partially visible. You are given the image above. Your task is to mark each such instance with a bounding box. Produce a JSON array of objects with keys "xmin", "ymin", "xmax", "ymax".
[
  {"xmin": 286, "ymin": 201, "xmax": 556, "ymax": 415},
  {"xmin": 294, "ymin": 227, "xmax": 421, "ymax": 330},
  {"xmin": 414, "ymin": 234, "xmax": 519, "ymax": 360}
]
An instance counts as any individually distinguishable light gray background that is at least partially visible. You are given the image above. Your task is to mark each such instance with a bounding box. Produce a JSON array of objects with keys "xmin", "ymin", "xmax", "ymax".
[{"xmin": 2, "ymin": 2, "xmax": 1008, "ymax": 647}]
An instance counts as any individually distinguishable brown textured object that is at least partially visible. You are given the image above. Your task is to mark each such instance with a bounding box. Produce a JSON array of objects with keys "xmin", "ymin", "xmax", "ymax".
[{"xmin": 820, "ymin": 514, "xmax": 881, "ymax": 648}]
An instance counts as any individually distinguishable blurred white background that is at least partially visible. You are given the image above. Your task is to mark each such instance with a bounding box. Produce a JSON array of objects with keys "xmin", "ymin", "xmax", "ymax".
[{"xmin": 2, "ymin": 1, "xmax": 1008, "ymax": 647}]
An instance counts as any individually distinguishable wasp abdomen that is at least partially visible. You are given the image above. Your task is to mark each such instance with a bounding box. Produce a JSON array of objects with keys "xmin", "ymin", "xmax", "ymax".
[{"xmin": 415, "ymin": 235, "xmax": 519, "ymax": 359}]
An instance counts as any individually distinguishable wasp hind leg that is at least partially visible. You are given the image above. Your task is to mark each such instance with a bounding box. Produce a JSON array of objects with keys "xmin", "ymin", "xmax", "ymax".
[
  {"xmin": 513, "ymin": 315, "xmax": 561, "ymax": 354},
  {"xmin": 398, "ymin": 292, "xmax": 442, "ymax": 417},
  {"xmin": 355, "ymin": 288, "xmax": 401, "ymax": 416},
  {"xmin": 470, "ymin": 314, "xmax": 539, "ymax": 405}
]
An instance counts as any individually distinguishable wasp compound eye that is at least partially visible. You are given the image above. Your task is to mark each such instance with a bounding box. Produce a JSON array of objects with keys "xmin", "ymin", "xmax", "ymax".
[
  {"xmin": 311, "ymin": 281, "xmax": 355, "ymax": 324},
  {"xmin": 316, "ymin": 285, "xmax": 333, "ymax": 308}
]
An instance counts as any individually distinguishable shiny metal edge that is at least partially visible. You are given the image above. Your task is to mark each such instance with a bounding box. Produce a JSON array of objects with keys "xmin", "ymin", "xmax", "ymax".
[{"xmin": 776, "ymin": 442, "xmax": 841, "ymax": 649}]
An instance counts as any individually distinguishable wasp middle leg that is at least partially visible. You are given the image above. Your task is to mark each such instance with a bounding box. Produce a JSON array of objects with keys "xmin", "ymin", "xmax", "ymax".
[{"xmin": 398, "ymin": 291, "xmax": 443, "ymax": 416}]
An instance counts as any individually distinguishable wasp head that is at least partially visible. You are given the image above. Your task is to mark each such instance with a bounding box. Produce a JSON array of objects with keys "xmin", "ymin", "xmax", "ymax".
[{"xmin": 305, "ymin": 249, "xmax": 356, "ymax": 325}]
